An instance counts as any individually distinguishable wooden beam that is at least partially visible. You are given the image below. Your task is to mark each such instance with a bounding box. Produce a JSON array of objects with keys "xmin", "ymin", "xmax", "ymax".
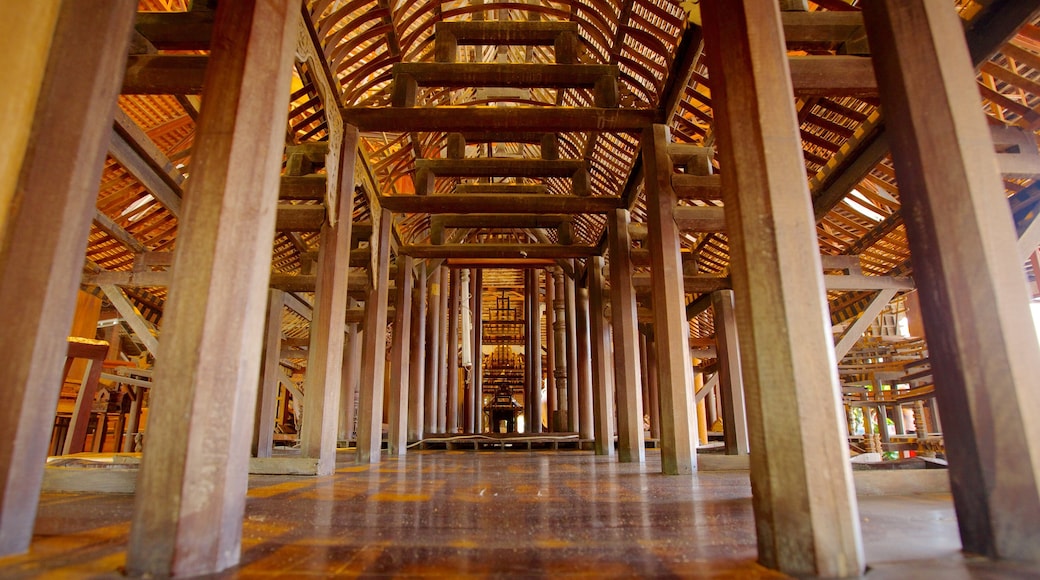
[
  {"xmin": 823, "ymin": 274, "xmax": 913, "ymax": 291},
  {"xmin": 788, "ymin": 55, "xmax": 877, "ymax": 97},
  {"xmin": 125, "ymin": 3, "xmax": 300, "ymax": 576},
  {"xmin": 672, "ymin": 174, "xmax": 723, "ymax": 201},
  {"xmin": 711, "ymin": 290, "xmax": 748, "ymax": 456},
  {"xmin": 300, "ymin": 125, "xmax": 356, "ymax": 476},
  {"xmin": 781, "ymin": 11, "xmax": 866, "ymax": 50},
  {"xmin": 379, "ymin": 194, "xmax": 621, "ymax": 215},
  {"xmin": 0, "ymin": 3, "xmax": 133, "ymax": 557},
  {"xmin": 416, "ymin": 158, "xmax": 584, "ymax": 178},
  {"xmin": 673, "ymin": 205, "xmax": 727, "ymax": 232},
  {"xmin": 342, "ymin": 106, "xmax": 657, "ymax": 133},
  {"xmin": 100, "ymin": 285, "xmax": 159, "ymax": 355},
  {"xmin": 279, "ymin": 175, "xmax": 326, "ymax": 200},
  {"xmin": 864, "ymin": 0, "xmax": 1040, "ymax": 562},
  {"xmin": 134, "ymin": 10, "xmax": 215, "ymax": 50},
  {"xmin": 93, "ymin": 211, "xmax": 148, "ymax": 254},
  {"xmin": 833, "ymin": 288, "xmax": 897, "ymax": 360},
  {"xmin": 356, "ymin": 209, "xmax": 392, "ymax": 463},
  {"xmin": 122, "ymin": 54, "xmax": 206, "ymax": 94},
  {"xmin": 393, "ymin": 62, "xmax": 616, "ymax": 89},
  {"xmin": 252, "ymin": 289, "xmax": 284, "ymax": 458},
  {"xmin": 641, "ymin": 124, "xmax": 697, "ymax": 475},
  {"xmin": 431, "ymin": 213, "xmax": 571, "ymax": 231},
  {"xmin": 631, "ymin": 272, "xmax": 731, "ymax": 294},
  {"xmin": 702, "ymin": 0, "xmax": 864, "ymax": 575},
  {"xmin": 401, "ymin": 243, "xmax": 598, "ymax": 259},
  {"xmin": 275, "ymin": 205, "xmax": 326, "ymax": 231},
  {"xmin": 607, "ymin": 209, "xmax": 645, "ymax": 463},
  {"xmin": 454, "ymin": 183, "xmax": 546, "ymax": 194},
  {"xmin": 109, "ymin": 123, "xmax": 183, "ymax": 217}
]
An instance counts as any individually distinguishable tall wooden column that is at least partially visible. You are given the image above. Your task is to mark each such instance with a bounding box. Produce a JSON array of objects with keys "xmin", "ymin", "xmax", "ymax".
[
  {"xmin": 575, "ymin": 285, "xmax": 595, "ymax": 441},
  {"xmin": 711, "ymin": 290, "xmax": 748, "ymax": 455},
  {"xmin": 0, "ymin": 2, "xmax": 132, "ymax": 556},
  {"xmin": 356, "ymin": 209, "xmax": 393, "ymax": 463},
  {"xmin": 301, "ymin": 126, "xmax": 357, "ymax": 475},
  {"xmin": 564, "ymin": 267, "xmax": 580, "ymax": 432},
  {"xmin": 607, "ymin": 209, "xmax": 646, "ymax": 462},
  {"xmin": 446, "ymin": 268, "xmax": 460, "ymax": 433},
  {"xmin": 437, "ymin": 266, "xmax": 450, "ymax": 432},
  {"xmin": 471, "ymin": 268, "xmax": 484, "ymax": 432},
  {"xmin": 544, "ymin": 269, "xmax": 556, "ymax": 431},
  {"xmin": 552, "ymin": 268, "xmax": 569, "ymax": 431},
  {"xmin": 523, "ymin": 270, "xmax": 535, "ymax": 429},
  {"xmin": 339, "ymin": 322, "xmax": 362, "ymax": 441},
  {"xmin": 424, "ymin": 266, "xmax": 442, "ymax": 434},
  {"xmin": 127, "ymin": 2, "xmax": 299, "ymax": 576},
  {"xmin": 645, "ymin": 332, "xmax": 661, "ymax": 441},
  {"xmin": 408, "ymin": 261, "xmax": 427, "ymax": 441},
  {"xmin": 588, "ymin": 257, "xmax": 616, "ymax": 456},
  {"xmin": 253, "ymin": 289, "xmax": 285, "ymax": 458},
  {"xmin": 701, "ymin": 1, "xmax": 863, "ymax": 575},
  {"xmin": 641, "ymin": 126, "xmax": 697, "ymax": 475},
  {"xmin": 529, "ymin": 270, "xmax": 543, "ymax": 432},
  {"xmin": 864, "ymin": 0, "xmax": 1040, "ymax": 561},
  {"xmin": 387, "ymin": 256, "xmax": 414, "ymax": 455}
]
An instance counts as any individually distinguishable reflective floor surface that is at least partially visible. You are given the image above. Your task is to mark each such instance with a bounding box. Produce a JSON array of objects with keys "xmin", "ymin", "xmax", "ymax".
[{"xmin": 1, "ymin": 450, "xmax": 1037, "ymax": 578}]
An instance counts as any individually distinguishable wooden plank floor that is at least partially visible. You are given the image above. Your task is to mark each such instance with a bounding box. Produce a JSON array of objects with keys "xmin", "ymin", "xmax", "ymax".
[{"xmin": 0, "ymin": 450, "xmax": 1036, "ymax": 578}]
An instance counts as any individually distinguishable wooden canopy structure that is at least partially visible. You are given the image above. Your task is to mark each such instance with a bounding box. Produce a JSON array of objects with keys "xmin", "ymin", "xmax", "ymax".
[{"xmin": 2, "ymin": 0, "xmax": 1040, "ymax": 577}]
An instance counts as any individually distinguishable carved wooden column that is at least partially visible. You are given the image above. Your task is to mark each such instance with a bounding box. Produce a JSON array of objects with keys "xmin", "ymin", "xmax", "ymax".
[
  {"xmin": 446, "ymin": 268, "xmax": 461, "ymax": 433},
  {"xmin": 864, "ymin": 0, "xmax": 1040, "ymax": 562},
  {"xmin": 408, "ymin": 262, "xmax": 427, "ymax": 441},
  {"xmin": 607, "ymin": 209, "xmax": 645, "ymax": 462},
  {"xmin": 0, "ymin": 2, "xmax": 132, "ymax": 556},
  {"xmin": 301, "ymin": 125, "xmax": 357, "ymax": 475},
  {"xmin": 711, "ymin": 290, "xmax": 748, "ymax": 455},
  {"xmin": 254, "ymin": 289, "xmax": 285, "ymax": 458},
  {"xmin": 701, "ymin": 0, "xmax": 863, "ymax": 575},
  {"xmin": 356, "ymin": 208, "xmax": 393, "ymax": 463},
  {"xmin": 127, "ymin": 2, "xmax": 299, "ymax": 575},
  {"xmin": 588, "ymin": 257, "xmax": 616, "ymax": 456},
  {"xmin": 387, "ymin": 256, "xmax": 414, "ymax": 455}
]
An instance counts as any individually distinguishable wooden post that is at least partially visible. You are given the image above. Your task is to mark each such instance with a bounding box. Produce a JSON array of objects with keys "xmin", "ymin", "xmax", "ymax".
[
  {"xmin": 646, "ymin": 332, "xmax": 661, "ymax": 441},
  {"xmin": 529, "ymin": 270, "xmax": 543, "ymax": 432},
  {"xmin": 575, "ymin": 285, "xmax": 595, "ymax": 441},
  {"xmin": 254, "ymin": 289, "xmax": 284, "ymax": 457},
  {"xmin": 408, "ymin": 262, "xmax": 427, "ymax": 441},
  {"xmin": 127, "ymin": 2, "xmax": 299, "ymax": 576},
  {"xmin": 588, "ymin": 257, "xmax": 616, "ymax": 456},
  {"xmin": 544, "ymin": 269, "xmax": 556, "ymax": 431},
  {"xmin": 339, "ymin": 323, "xmax": 361, "ymax": 441},
  {"xmin": 523, "ymin": 270, "xmax": 534, "ymax": 429},
  {"xmin": 356, "ymin": 209, "xmax": 393, "ymax": 463},
  {"xmin": 425, "ymin": 266, "xmax": 442, "ymax": 434},
  {"xmin": 863, "ymin": 0, "xmax": 1040, "ymax": 562},
  {"xmin": 446, "ymin": 268, "xmax": 461, "ymax": 433},
  {"xmin": 711, "ymin": 290, "xmax": 748, "ymax": 455},
  {"xmin": 387, "ymin": 256, "xmax": 414, "ymax": 455},
  {"xmin": 640, "ymin": 124, "xmax": 697, "ymax": 475},
  {"xmin": 301, "ymin": 126, "xmax": 357, "ymax": 475},
  {"xmin": 63, "ymin": 356, "xmax": 106, "ymax": 455},
  {"xmin": 553, "ymin": 268, "xmax": 570, "ymax": 432},
  {"xmin": 471, "ymin": 268, "xmax": 484, "ymax": 432},
  {"xmin": 437, "ymin": 267, "xmax": 450, "ymax": 432},
  {"xmin": 701, "ymin": 1, "xmax": 863, "ymax": 575},
  {"xmin": 564, "ymin": 266, "xmax": 580, "ymax": 432},
  {"xmin": 607, "ymin": 209, "xmax": 645, "ymax": 462},
  {"xmin": 0, "ymin": 2, "xmax": 132, "ymax": 557}
]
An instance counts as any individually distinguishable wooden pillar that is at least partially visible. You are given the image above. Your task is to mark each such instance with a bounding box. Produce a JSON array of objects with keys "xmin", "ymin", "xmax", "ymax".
[
  {"xmin": 553, "ymin": 268, "xmax": 570, "ymax": 432},
  {"xmin": 863, "ymin": 0, "xmax": 1040, "ymax": 561},
  {"xmin": 424, "ymin": 266, "xmax": 442, "ymax": 434},
  {"xmin": 701, "ymin": 1, "xmax": 863, "ymax": 575},
  {"xmin": 523, "ymin": 270, "xmax": 534, "ymax": 429},
  {"xmin": 607, "ymin": 209, "xmax": 645, "ymax": 462},
  {"xmin": 408, "ymin": 262, "xmax": 427, "ymax": 441},
  {"xmin": 356, "ymin": 209, "xmax": 393, "ymax": 463},
  {"xmin": 544, "ymin": 269, "xmax": 556, "ymax": 431},
  {"xmin": 588, "ymin": 257, "xmax": 616, "ymax": 456},
  {"xmin": 642, "ymin": 332, "xmax": 661, "ymax": 441},
  {"xmin": 437, "ymin": 266, "xmax": 450, "ymax": 432},
  {"xmin": 63, "ymin": 352, "xmax": 106, "ymax": 455},
  {"xmin": 529, "ymin": 270, "xmax": 543, "ymax": 432},
  {"xmin": 711, "ymin": 290, "xmax": 748, "ymax": 455},
  {"xmin": 461, "ymin": 270, "xmax": 474, "ymax": 433},
  {"xmin": 575, "ymin": 285, "xmax": 595, "ymax": 441},
  {"xmin": 301, "ymin": 126, "xmax": 357, "ymax": 475},
  {"xmin": 446, "ymin": 268, "xmax": 460, "ymax": 433},
  {"xmin": 0, "ymin": 1, "xmax": 133, "ymax": 556},
  {"xmin": 471, "ymin": 268, "xmax": 484, "ymax": 433},
  {"xmin": 564, "ymin": 267, "xmax": 580, "ymax": 432},
  {"xmin": 640, "ymin": 125, "xmax": 697, "ymax": 476},
  {"xmin": 339, "ymin": 322, "xmax": 361, "ymax": 441},
  {"xmin": 127, "ymin": 2, "xmax": 299, "ymax": 576},
  {"xmin": 253, "ymin": 289, "xmax": 285, "ymax": 458},
  {"xmin": 0, "ymin": 3, "xmax": 59, "ymax": 248},
  {"xmin": 387, "ymin": 256, "xmax": 414, "ymax": 455}
]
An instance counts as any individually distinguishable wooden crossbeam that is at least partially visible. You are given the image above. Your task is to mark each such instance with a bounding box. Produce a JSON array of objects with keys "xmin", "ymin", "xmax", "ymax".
[
  {"xmin": 134, "ymin": 11, "xmax": 215, "ymax": 50},
  {"xmin": 788, "ymin": 55, "xmax": 877, "ymax": 97},
  {"xmin": 431, "ymin": 213, "xmax": 572, "ymax": 230},
  {"xmin": 672, "ymin": 174, "xmax": 723, "ymax": 200},
  {"xmin": 781, "ymin": 11, "xmax": 867, "ymax": 53},
  {"xmin": 631, "ymin": 273, "xmax": 732, "ymax": 295},
  {"xmin": 342, "ymin": 107, "xmax": 657, "ymax": 133},
  {"xmin": 401, "ymin": 243, "xmax": 599, "ymax": 259},
  {"xmin": 394, "ymin": 62, "xmax": 615, "ymax": 89},
  {"xmin": 673, "ymin": 205, "xmax": 727, "ymax": 232},
  {"xmin": 279, "ymin": 175, "xmax": 326, "ymax": 201},
  {"xmin": 436, "ymin": 20, "xmax": 577, "ymax": 45},
  {"xmin": 379, "ymin": 194, "xmax": 622, "ymax": 214},
  {"xmin": 122, "ymin": 54, "xmax": 206, "ymax": 94},
  {"xmin": 454, "ymin": 183, "xmax": 547, "ymax": 194},
  {"xmin": 416, "ymin": 158, "xmax": 583, "ymax": 178},
  {"xmin": 823, "ymin": 274, "xmax": 913, "ymax": 291},
  {"xmin": 274, "ymin": 205, "xmax": 325, "ymax": 231}
]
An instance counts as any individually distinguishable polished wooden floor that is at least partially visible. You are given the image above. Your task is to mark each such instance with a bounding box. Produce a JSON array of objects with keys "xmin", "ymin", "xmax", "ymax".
[{"xmin": 1, "ymin": 450, "xmax": 1037, "ymax": 578}]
